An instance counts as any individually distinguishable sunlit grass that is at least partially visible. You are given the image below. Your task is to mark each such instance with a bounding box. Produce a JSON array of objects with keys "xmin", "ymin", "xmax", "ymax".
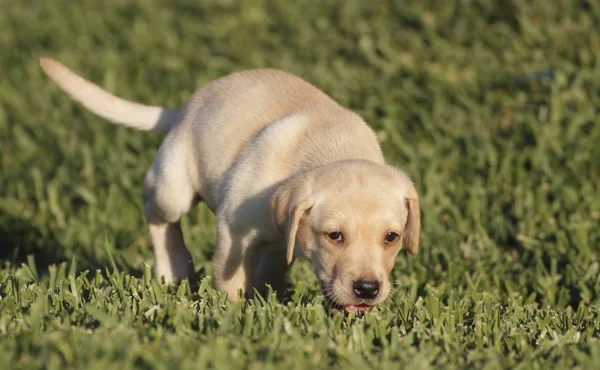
[{"xmin": 1, "ymin": 0, "xmax": 599, "ymax": 368}]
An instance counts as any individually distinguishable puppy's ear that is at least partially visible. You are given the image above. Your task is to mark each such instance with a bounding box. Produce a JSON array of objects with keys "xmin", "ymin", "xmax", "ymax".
[
  {"xmin": 270, "ymin": 176, "xmax": 314, "ymax": 265},
  {"xmin": 403, "ymin": 189, "xmax": 421, "ymax": 256},
  {"xmin": 395, "ymin": 170, "xmax": 420, "ymax": 255}
]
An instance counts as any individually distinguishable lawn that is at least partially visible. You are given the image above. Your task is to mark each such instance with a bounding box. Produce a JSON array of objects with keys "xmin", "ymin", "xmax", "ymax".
[{"xmin": 1, "ymin": 0, "xmax": 599, "ymax": 368}]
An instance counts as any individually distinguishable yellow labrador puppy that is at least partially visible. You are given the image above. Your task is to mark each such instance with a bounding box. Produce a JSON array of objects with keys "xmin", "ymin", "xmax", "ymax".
[{"xmin": 40, "ymin": 59, "xmax": 420, "ymax": 313}]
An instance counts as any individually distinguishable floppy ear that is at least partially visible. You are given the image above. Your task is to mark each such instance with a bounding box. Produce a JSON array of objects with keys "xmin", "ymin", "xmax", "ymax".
[
  {"xmin": 270, "ymin": 177, "xmax": 314, "ymax": 265},
  {"xmin": 403, "ymin": 191, "xmax": 421, "ymax": 256}
]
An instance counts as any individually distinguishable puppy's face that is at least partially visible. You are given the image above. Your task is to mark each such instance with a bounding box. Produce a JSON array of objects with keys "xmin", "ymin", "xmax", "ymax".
[{"xmin": 271, "ymin": 160, "xmax": 420, "ymax": 313}]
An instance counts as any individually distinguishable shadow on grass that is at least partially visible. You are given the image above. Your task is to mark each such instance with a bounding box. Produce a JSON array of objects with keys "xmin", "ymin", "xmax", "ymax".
[
  {"xmin": 0, "ymin": 211, "xmax": 67, "ymax": 273},
  {"xmin": 0, "ymin": 211, "xmax": 145, "ymax": 279}
]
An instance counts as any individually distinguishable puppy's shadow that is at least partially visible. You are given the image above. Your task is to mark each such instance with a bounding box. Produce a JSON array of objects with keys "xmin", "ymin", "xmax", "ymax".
[
  {"xmin": 0, "ymin": 210, "xmax": 144, "ymax": 279},
  {"xmin": 0, "ymin": 211, "xmax": 66, "ymax": 274}
]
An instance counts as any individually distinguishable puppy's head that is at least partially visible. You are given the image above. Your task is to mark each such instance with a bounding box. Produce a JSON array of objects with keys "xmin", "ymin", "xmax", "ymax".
[{"xmin": 271, "ymin": 160, "xmax": 420, "ymax": 313}]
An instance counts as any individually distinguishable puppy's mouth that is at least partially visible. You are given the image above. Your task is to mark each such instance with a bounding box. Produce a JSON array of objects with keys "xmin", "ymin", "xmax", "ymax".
[
  {"xmin": 342, "ymin": 304, "xmax": 371, "ymax": 314},
  {"xmin": 326, "ymin": 298, "xmax": 372, "ymax": 314},
  {"xmin": 320, "ymin": 281, "xmax": 373, "ymax": 314}
]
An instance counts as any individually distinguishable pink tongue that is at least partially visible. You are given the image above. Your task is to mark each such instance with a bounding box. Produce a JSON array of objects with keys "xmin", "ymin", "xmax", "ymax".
[{"xmin": 344, "ymin": 304, "xmax": 369, "ymax": 314}]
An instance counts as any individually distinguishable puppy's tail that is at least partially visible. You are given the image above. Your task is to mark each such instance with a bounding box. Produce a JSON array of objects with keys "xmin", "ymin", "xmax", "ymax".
[{"xmin": 40, "ymin": 58, "xmax": 180, "ymax": 135}]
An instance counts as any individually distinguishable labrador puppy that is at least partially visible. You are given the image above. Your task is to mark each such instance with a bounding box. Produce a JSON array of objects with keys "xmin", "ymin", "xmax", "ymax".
[{"xmin": 40, "ymin": 58, "xmax": 420, "ymax": 313}]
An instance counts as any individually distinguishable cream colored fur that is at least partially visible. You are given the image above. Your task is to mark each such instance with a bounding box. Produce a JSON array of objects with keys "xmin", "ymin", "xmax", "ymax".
[{"xmin": 40, "ymin": 58, "xmax": 421, "ymax": 309}]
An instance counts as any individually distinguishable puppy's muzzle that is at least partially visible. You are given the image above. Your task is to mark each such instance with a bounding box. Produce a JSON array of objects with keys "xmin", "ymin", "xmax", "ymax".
[{"xmin": 352, "ymin": 279, "xmax": 380, "ymax": 300}]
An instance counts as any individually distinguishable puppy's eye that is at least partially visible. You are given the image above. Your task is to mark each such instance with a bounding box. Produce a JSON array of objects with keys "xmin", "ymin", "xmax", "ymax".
[
  {"xmin": 384, "ymin": 232, "xmax": 399, "ymax": 244},
  {"xmin": 327, "ymin": 231, "xmax": 343, "ymax": 242}
]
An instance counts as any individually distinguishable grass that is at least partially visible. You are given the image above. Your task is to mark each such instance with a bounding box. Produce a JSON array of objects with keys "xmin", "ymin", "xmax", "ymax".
[{"xmin": 1, "ymin": 0, "xmax": 599, "ymax": 368}]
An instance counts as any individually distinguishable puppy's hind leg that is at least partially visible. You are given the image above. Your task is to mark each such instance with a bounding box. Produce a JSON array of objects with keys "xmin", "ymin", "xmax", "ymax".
[{"xmin": 143, "ymin": 136, "xmax": 197, "ymax": 283}]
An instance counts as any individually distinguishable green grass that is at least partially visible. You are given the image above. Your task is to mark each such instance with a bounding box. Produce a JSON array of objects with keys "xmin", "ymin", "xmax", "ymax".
[{"xmin": 1, "ymin": 0, "xmax": 599, "ymax": 368}]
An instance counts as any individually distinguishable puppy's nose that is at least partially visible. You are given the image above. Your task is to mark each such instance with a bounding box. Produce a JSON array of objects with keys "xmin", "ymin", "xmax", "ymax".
[{"xmin": 353, "ymin": 279, "xmax": 380, "ymax": 299}]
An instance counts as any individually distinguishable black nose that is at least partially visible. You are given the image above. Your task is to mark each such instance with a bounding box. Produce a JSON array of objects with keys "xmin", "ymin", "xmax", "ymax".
[{"xmin": 353, "ymin": 279, "xmax": 380, "ymax": 299}]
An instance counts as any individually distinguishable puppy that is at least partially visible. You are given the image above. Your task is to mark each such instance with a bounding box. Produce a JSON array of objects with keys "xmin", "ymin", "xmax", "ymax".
[{"xmin": 40, "ymin": 59, "xmax": 420, "ymax": 313}]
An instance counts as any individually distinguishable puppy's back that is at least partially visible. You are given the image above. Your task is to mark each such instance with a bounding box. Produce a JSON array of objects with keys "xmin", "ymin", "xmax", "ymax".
[{"xmin": 182, "ymin": 69, "xmax": 348, "ymax": 207}]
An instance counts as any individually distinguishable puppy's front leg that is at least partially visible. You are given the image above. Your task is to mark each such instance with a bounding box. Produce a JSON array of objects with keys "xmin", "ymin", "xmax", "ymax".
[
  {"xmin": 213, "ymin": 226, "xmax": 287, "ymax": 302},
  {"xmin": 213, "ymin": 218, "xmax": 263, "ymax": 302}
]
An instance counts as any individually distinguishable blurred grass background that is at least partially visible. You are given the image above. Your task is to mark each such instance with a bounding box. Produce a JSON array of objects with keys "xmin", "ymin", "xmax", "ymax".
[{"xmin": 0, "ymin": 0, "xmax": 599, "ymax": 368}]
